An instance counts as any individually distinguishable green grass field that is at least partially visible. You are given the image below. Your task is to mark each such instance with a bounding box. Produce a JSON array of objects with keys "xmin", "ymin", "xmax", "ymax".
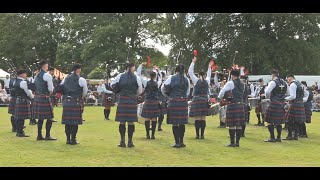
[{"xmin": 0, "ymin": 106, "xmax": 319, "ymax": 167}]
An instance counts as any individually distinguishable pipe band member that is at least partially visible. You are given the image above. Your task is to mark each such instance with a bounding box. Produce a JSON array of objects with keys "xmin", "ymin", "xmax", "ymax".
[
  {"xmin": 99, "ymin": 79, "xmax": 115, "ymax": 120},
  {"xmin": 188, "ymin": 58, "xmax": 212, "ymax": 139},
  {"xmin": 161, "ymin": 64, "xmax": 190, "ymax": 148},
  {"xmin": 300, "ymin": 81, "xmax": 312, "ymax": 138},
  {"xmin": 254, "ymin": 78, "xmax": 267, "ymax": 126},
  {"xmin": 61, "ymin": 64, "xmax": 88, "ymax": 145},
  {"xmin": 283, "ymin": 74, "xmax": 307, "ymax": 141},
  {"xmin": 8, "ymin": 76, "xmax": 17, "ymax": 132},
  {"xmin": 218, "ymin": 69, "xmax": 245, "ymax": 147},
  {"xmin": 14, "ymin": 69, "xmax": 34, "ymax": 137},
  {"xmin": 111, "ymin": 62, "xmax": 143, "ymax": 148},
  {"xmin": 158, "ymin": 71, "xmax": 168, "ymax": 131},
  {"xmin": 264, "ymin": 70, "xmax": 289, "ymax": 142},
  {"xmin": 33, "ymin": 60, "xmax": 56, "ymax": 141}
]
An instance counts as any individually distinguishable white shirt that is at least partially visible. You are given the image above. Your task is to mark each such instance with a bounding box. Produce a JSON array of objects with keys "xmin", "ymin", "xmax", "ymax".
[
  {"xmin": 188, "ymin": 62, "xmax": 211, "ymax": 85},
  {"xmin": 265, "ymin": 78, "xmax": 290, "ymax": 99},
  {"xmin": 137, "ymin": 64, "xmax": 162, "ymax": 88},
  {"xmin": 4, "ymin": 78, "xmax": 10, "ymax": 88},
  {"xmin": 161, "ymin": 74, "xmax": 191, "ymax": 98},
  {"xmin": 60, "ymin": 74, "xmax": 88, "ymax": 98},
  {"xmin": 111, "ymin": 72, "xmax": 143, "ymax": 96},
  {"xmin": 250, "ymin": 84, "xmax": 256, "ymax": 97},
  {"xmin": 253, "ymin": 85, "xmax": 266, "ymax": 98},
  {"xmin": 302, "ymin": 84, "xmax": 309, "ymax": 102},
  {"xmin": 218, "ymin": 80, "xmax": 235, "ymax": 99},
  {"xmin": 43, "ymin": 72, "xmax": 54, "ymax": 93},
  {"xmin": 98, "ymin": 84, "xmax": 113, "ymax": 94},
  {"xmin": 285, "ymin": 80, "xmax": 309, "ymax": 102},
  {"xmin": 17, "ymin": 77, "xmax": 34, "ymax": 99}
]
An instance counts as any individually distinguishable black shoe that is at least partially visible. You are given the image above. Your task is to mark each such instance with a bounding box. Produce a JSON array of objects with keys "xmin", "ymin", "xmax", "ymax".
[
  {"xmin": 275, "ymin": 138, "xmax": 281, "ymax": 142},
  {"xmin": 180, "ymin": 143, "xmax": 186, "ymax": 148},
  {"xmin": 235, "ymin": 144, "xmax": 240, "ymax": 147},
  {"xmin": 118, "ymin": 142, "xmax": 126, "ymax": 147},
  {"xmin": 37, "ymin": 136, "xmax": 45, "ymax": 140},
  {"xmin": 70, "ymin": 140, "xmax": 80, "ymax": 145},
  {"xmin": 17, "ymin": 133, "xmax": 30, "ymax": 137},
  {"xmin": 146, "ymin": 135, "xmax": 150, "ymax": 139},
  {"xmin": 66, "ymin": 140, "xmax": 71, "ymax": 144},
  {"xmin": 151, "ymin": 136, "xmax": 155, "ymax": 139},
  {"xmin": 264, "ymin": 139, "xmax": 276, "ymax": 142},
  {"xmin": 172, "ymin": 143, "xmax": 181, "ymax": 148},
  {"xmin": 45, "ymin": 136, "xmax": 57, "ymax": 141},
  {"xmin": 225, "ymin": 144, "xmax": 236, "ymax": 147},
  {"xmin": 282, "ymin": 137, "xmax": 295, "ymax": 140},
  {"xmin": 158, "ymin": 128, "xmax": 162, "ymax": 131},
  {"xmin": 200, "ymin": 136, "xmax": 204, "ymax": 139},
  {"xmin": 195, "ymin": 136, "xmax": 200, "ymax": 139},
  {"xmin": 127, "ymin": 142, "xmax": 134, "ymax": 148},
  {"xmin": 12, "ymin": 129, "xmax": 17, "ymax": 132}
]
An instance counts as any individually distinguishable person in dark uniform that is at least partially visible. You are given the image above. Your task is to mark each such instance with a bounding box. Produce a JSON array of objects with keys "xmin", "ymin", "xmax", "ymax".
[
  {"xmin": 264, "ymin": 70, "xmax": 288, "ymax": 142},
  {"xmin": 48, "ymin": 67, "xmax": 58, "ymax": 122},
  {"xmin": 33, "ymin": 60, "xmax": 57, "ymax": 141},
  {"xmin": 283, "ymin": 74, "xmax": 307, "ymax": 141},
  {"xmin": 158, "ymin": 71, "xmax": 167, "ymax": 131},
  {"xmin": 101, "ymin": 79, "xmax": 115, "ymax": 120},
  {"xmin": 61, "ymin": 64, "xmax": 88, "ymax": 145},
  {"xmin": 161, "ymin": 64, "xmax": 190, "ymax": 148},
  {"xmin": 8, "ymin": 76, "xmax": 17, "ymax": 132},
  {"xmin": 254, "ymin": 79, "xmax": 267, "ymax": 126},
  {"xmin": 240, "ymin": 75, "xmax": 250, "ymax": 137},
  {"xmin": 14, "ymin": 70, "xmax": 34, "ymax": 137},
  {"xmin": 218, "ymin": 69, "xmax": 245, "ymax": 147},
  {"xmin": 111, "ymin": 63, "xmax": 143, "ymax": 148},
  {"xmin": 300, "ymin": 81, "xmax": 312, "ymax": 138},
  {"xmin": 188, "ymin": 58, "xmax": 212, "ymax": 139}
]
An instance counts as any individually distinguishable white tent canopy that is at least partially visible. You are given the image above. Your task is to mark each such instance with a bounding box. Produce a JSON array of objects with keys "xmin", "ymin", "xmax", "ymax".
[{"xmin": 0, "ymin": 69, "xmax": 10, "ymax": 78}]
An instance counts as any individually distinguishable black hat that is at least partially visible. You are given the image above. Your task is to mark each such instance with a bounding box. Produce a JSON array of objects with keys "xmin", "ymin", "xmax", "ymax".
[
  {"xmin": 17, "ymin": 69, "xmax": 27, "ymax": 75},
  {"xmin": 39, "ymin": 60, "xmax": 48, "ymax": 67},
  {"xmin": 258, "ymin": 78, "xmax": 263, "ymax": 82},
  {"xmin": 301, "ymin": 81, "xmax": 307, "ymax": 86},
  {"xmin": 72, "ymin": 64, "xmax": 81, "ymax": 71},
  {"xmin": 230, "ymin": 69, "xmax": 240, "ymax": 77},
  {"xmin": 286, "ymin": 74, "xmax": 295, "ymax": 79}
]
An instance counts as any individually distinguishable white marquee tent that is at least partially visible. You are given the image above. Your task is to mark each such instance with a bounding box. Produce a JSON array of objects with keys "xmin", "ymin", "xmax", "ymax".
[{"xmin": 0, "ymin": 69, "xmax": 10, "ymax": 78}]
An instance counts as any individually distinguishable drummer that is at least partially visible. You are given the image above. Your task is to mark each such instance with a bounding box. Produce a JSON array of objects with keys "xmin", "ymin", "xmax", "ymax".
[
  {"xmin": 188, "ymin": 58, "xmax": 213, "ymax": 139},
  {"xmin": 300, "ymin": 81, "xmax": 312, "ymax": 138},
  {"xmin": 254, "ymin": 78, "xmax": 267, "ymax": 126},
  {"xmin": 240, "ymin": 75, "xmax": 251, "ymax": 137}
]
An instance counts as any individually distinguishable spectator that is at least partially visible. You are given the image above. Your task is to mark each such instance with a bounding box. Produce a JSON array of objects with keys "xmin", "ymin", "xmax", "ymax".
[{"xmin": 4, "ymin": 75, "xmax": 10, "ymax": 94}]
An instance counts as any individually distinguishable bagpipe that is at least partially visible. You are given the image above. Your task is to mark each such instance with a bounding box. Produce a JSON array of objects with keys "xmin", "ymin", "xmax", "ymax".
[{"xmin": 23, "ymin": 61, "xmax": 37, "ymax": 92}]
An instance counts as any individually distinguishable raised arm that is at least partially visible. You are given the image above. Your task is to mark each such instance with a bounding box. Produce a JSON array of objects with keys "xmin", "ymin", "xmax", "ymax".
[
  {"xmin": 188, "ymin": 59, "xmax": 198, "ymax": 85},
  {"xmin": 218, "ymin": 81, "xmax": 234, "ymax": 99}
]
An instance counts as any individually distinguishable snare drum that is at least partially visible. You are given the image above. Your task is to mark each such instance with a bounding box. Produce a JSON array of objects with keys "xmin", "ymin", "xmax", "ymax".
[
  {"xmin": 261, "ymin": 99, "xmax": 270, "ymax": 115},
  {"xmin": 219, "ymin": 105, "xmax": 227, "ymax": 123},
  {"xmin": 211, "ymin": 103, "xmax": 220, "ymax": 116},
  {"xmin": 248, "ymin": 98, "xmax": 259, "ymax": 108}
]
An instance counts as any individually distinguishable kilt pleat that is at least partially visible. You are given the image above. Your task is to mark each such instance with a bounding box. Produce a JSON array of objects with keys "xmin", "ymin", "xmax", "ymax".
[
  {"xmin": 116, "ymin": 96, "xmax": 138, "ymax": 122},
  {"xmin": 141, "ymin": 100, "xmax": 160, "ymax": 118},
  {"xmin": 32, "ymin": 95, "xmax": 53, "ymax": 119},
  {"xmin": 167, "ymin": 98, "xmax": 188, "ymax": 124},
  {"xmin": 265, "ymin": 101, "xmax": 285, "ymax": 125},
  {"xmin": 304, "ymin": 101, "xmax": 312, "ymax": 123},
  {"xmin": 8, "ymin": 96, "xmax": 16, "ymax": 115},
  {"xmin": 225, "ymin": 103, "xmax": 245, "ymax": 127},
  {"xmin": 287, "ymin": 102, "xmax": 306, "ymax": 123},
  {"xmin": 61, "ymin": 98, "xmax": 83, "ymax": 125},
  {"xmin": 15, "ymin": 98, "xmax": 31, "ymax": 120},
  {"xmin": 189, "ymin": 96, "xmax": 210, "ymax": 117}
]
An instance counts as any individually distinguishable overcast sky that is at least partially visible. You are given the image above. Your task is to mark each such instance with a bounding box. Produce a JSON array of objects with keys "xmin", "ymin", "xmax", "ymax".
[{"xmin": 145, "ymin": 38, "xmax": 172, "ymax": 56}]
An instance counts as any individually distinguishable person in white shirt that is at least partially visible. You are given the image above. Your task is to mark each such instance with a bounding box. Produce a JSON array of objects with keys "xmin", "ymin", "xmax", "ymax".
[
  {"xmin": 254, "ymin": 78, "xmax": 267, "ymax": 126},
  {"xmin": 14, "ymin": 69, "xmax": 34, "ymax": 137},
  {"xmin": 111, "ymin": 62, "xmax": 143, "ymax": 148},
  {"xmin": 283, "ymin": 74, "xmax": 308, "ymax": 141},
  {"xmin": 99, "ymin": 79, "xmax": 115, "ymax": 120},
  {"xmin": 188, "ymin": 58, "xmax": 213, "ymax": 139},
  {"xmin": 4, "ymin": 75, "xmax": 10, "ymax": 94}
]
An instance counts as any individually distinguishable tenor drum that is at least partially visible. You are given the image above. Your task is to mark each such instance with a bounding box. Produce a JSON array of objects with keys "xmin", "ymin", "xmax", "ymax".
[
  {"xmin": 219, "ymin": 105, "xmax": 227, "ymax": 123},
  {"xmin": 210, "ymin": 103, "xmax": 220, "ymax": 116},
  {"xmin": 261, "ymin": 99, "xmax": 270, "ymax": 115},
  {"xmin": 248, "ymin": 98, "xmax": 259, "ymax": 108}
]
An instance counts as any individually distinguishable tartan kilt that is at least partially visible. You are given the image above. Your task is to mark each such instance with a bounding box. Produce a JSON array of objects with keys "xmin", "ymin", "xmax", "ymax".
[
  {"xmin": 115, "ymin": 96, "xmax": 138, "ymax": 123},
  {"xmin": 141, "ymin": 100, "xmax": 161, "ymax": 118},
  {"xmin": 32, "ymin": 95, "xmax": 54, "ymax": 119},
  {"xmin": 166, "ymin": 98, "xmax": 188, "ymax": 125},
  {"xmin": 287, "ymin": 102, "xmax": 306, "ymax": 123},
  {"xmin": 304, "ymin": 101, "xmax": 312, "ymax": 123},
  {"xmin": 189, "ymin": 96, "xmax": 210, "ymax": 117},
  {"xmin": 160, "ymin": 101, "xmax": 167, "ymax": 115},
  {"xmin": 225, "ymin": 103, "xmax": 245, "ymax": 127},
  {"xmin": 265, "ymin": 101, "xmax": 285, "ymax": 125},
  {"xmin": 15, "ymin": 97, "xmax": 31, "ymax": 120},
  {"xmin": 8, "ymin": 96, "xmax": 16, "ymax": 115},
  {"xmin": 103, "ymin": 94, "xmax": 115, "ymax": 108},
  {"xmin": 255, "ymin": 102, "xmax": 262, "ymax": 113},
  {"xmin": 61, "ymin": 98, "xmax": 83, "ymax": 125}
]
